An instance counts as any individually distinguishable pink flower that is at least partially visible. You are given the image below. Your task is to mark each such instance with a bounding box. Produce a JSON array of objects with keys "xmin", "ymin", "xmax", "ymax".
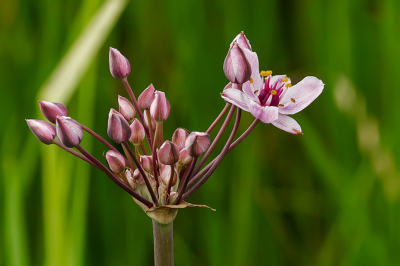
[
  {"xmin": 221, "ymin": 34, "xmax": 324, "ymax": 135},
  {"xmin": 150, "ymin": 91, "xmax": 170, "ymax": 122},
  {"xmin": 109, "ymin": 47, "xmax": 131, "ymax": 80},
  {"xmin": 56, "ymin": 116, "xmax": 83, "ymax": 147},
  {"xmin": 26, "ymin": 119, "xmax": 56, "ymax": 145}
]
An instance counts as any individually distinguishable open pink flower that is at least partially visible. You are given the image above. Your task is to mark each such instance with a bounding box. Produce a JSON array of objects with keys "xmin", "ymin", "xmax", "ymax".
[{"xmin": 221, "ymin": 33, "xmax": 324, "ymax": 135}]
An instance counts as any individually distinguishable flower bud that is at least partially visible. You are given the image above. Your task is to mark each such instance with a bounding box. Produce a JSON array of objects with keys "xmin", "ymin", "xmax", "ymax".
[
  {"xmin": 125, "ymin": 169, "xmax": 136, "ymax": 189},
  {"xmin": 105, "ymin": 150, "xmax": 126, "ymax": 174},
  {"xmin": 150, "ymin": 91, "xmax": 170, "ymax": 122},
  {"xmin": 118, "ymin": 96, "xmax": 136, "ymax": 121},
  {"xmin": 223, "ymin": 42, "xmax": 251, "ymax": 84},
  {"xmin": 39, "ymin": 101, "xmax": 68, "ymax": 123},
  {"xmin": 143, "ymin": 110, "xmax": 156, "ymax": 131},
  {"xmin": 158, "ymin": 141, "xmax": 179, "ymax": 165},
  {"xmin": 133, "ymin": 169, "xmax": 145, "ymax": 184},
  {"xmin": 178, "ymin": 148, "xmax": 192, "ymax": 166},
  {"xmin": 140, "ymin": 155, "xmax": 154, "ymax": 173},
  {"xmin": 107, "ymin": 109, "xmax": 131, "ymax": 144},
  {"xmin": 160, "ymin": 165, "xmax": 177, "ymax": 187},
  {"xmin": 129, "ymin": 119, "xmax": 145, "ymax": 145},
  {"xmin": 172, "ymin": 128, "xmax": 189, "ymax": 151},
  {"xmin": 185, "ymin": 132, "xmax": 211, "ymax": 157},
  {"xmin": 26, "ymin": 119, "xmax": 56, "ymax": 145},
  {"xmin": 109, "ymin": 47, "xmax": 131, "ymax": 80},
  {"xmin": 232, "ymin": 32, "xmax": 252, "ymax": 51},
  {"xmin": 56, "ymin": 116, "xmax": 83, "ymax": 148},
  {"xmin": 138, "ymin": 84, "xmax": 155, "ymax": 110}
]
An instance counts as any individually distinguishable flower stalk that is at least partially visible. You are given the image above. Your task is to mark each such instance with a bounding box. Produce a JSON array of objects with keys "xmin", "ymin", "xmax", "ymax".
[{"xmin": 153, "ymin": 220, "xmax": 174, "ymax": 266}]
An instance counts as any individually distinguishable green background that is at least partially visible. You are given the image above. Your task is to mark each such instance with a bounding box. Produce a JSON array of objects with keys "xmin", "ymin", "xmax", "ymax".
[{"xmin": 1, "ymin": 0, "xmax": 399, "ymax": 265}]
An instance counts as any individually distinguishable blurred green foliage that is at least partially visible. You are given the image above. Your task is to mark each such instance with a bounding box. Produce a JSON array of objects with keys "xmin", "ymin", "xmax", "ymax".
[{"xmin": 1, "ymin": 0, "xmax": 400, "ymax": 265}]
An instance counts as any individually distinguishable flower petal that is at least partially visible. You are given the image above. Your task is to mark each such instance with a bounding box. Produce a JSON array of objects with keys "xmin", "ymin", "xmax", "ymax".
[
  {"xmin": 279, "ymin": 76, "xmax": 324, "ymax": 115},
  {"xmin": 230, "ymin": 32, "xmax": 252, "ymax": 51},
  {"xmin": 248, "ymin": 101, "xmax": 278, "ymax": 123},
  {"xmin": 221, "ymin": 89, "xmax": 250, "ymax": 112},
  {"xmin": 242, "ymin": 49, "xmax": 262, "ymax": 92},
  {"xmin": 223, "ymin": 82, "xmax": 239, "ymax": 91},
  {"xmin": 242, "ymin": 81, "xmax": 261, "ymax": 104},
  {"xmin": 271, "ymin": 114, "xmax": 302, "ymax": 135}
]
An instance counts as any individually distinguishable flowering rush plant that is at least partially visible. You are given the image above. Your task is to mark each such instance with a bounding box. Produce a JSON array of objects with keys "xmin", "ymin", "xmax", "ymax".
[{"xmin": 27, "ymin": 32, "xmax": 324, "ymax": 265}]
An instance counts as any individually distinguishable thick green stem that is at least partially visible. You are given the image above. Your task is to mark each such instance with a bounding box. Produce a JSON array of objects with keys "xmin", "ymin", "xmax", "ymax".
[{"xmin": 153, "ymin": 220, "xmax": 174, "ymax": 266}]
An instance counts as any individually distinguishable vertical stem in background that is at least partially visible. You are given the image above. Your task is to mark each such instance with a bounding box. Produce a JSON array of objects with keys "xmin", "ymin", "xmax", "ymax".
[{"xmin": 153, "ymin": 221, "xmax": 174, "ymax": 266}]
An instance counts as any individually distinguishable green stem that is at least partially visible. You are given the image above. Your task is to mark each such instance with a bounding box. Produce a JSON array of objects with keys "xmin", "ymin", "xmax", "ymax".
[{"xmin": 153, "ymin": 220, "xmax": 174, "ymax": 266}]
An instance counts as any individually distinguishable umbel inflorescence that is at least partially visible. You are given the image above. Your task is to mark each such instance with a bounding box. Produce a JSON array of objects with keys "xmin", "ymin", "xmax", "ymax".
[{"xmin": 27, "ymin": 32, "xmax": 324, "ymax": 212}]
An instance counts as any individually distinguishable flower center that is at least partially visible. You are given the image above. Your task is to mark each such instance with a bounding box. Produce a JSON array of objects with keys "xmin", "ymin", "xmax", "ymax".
[{"xmin": 257, "ymin": 70, "xmax": 292, "ymax": 107}]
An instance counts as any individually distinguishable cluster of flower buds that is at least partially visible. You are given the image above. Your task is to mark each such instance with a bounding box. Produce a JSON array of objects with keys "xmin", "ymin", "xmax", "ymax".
[{"xmin": 27, "ymin": 32, "xmax": 323, "ymax": 209}]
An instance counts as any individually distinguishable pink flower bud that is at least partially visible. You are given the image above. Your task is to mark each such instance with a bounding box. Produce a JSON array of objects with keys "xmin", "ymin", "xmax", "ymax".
[
  {"xmin": 143, "ymin": 110, "xmax": 156, "ymax": 131},
  {"xmin": 107, "ymin": 109, "xmax": 131, "ymax": 144},
  {"xmin": 26, "ymin": 119, "xmax": 56, "ymax": 145},
  {"xmin": 138, "ymin": 84, "xmax": 155, "ymax": 110},
  {"xmin": 158, "ymin": 141, "xmax": 179, "ymax": 165},
  {"xmin": 133, "ymin": 169, "xmax": 145, "ymax": 184},
  {"xmin": 234, "ymin": 32, "xmax": 252, "ymax": 50},
  {"xmin": 129, "ymin": 119, "xmax": 145, "ymax": 145},
  {"xmin": 125, "ymin": 169, "xmax": 136, "ymax": 189},
  {"xmin": 39, "ymin": 101, "xmax": 68, "ymax": 123},
  {"xmin": 150, "ymin": 91, "xmax": 170, "ymax": 122},
  {"xmin": 56, "ymin": 116, "xmax": 83, "ymax": 148},
  {"xmin": 178, "ymin": 148, "xmax": 192, "ymax": 166},
  {"xmin": 109, "ymin": 47, "xmax": 131, "ymax": 80},
  {"xmin": 185, "ymin": 132, "xmax": 211, "ymax": 157},
  {"xmin": 118, "ymin": 95, "xmax": 136, "ymax": 121},
  {"xmin": 140, "ymin": 155, "xmax": 154, "ymax": 173},
  {"xmin": 223, "ymin": 42, "xmax": 251, "ymax": 84},
  {"xmin": 105, "ymin": 150, "xmax": 126, "ymax": 174},
  {"xmin": 172, "ymin": 128, "xmax": 189, "ymax": 151},
  {"xmin": 160, "ymin": 165, "xmax": 177, "ymax": 186}
]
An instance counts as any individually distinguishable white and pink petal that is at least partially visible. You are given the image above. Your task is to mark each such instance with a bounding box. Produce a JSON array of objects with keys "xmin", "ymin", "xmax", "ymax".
[
  {"xmin": 271, "ymin": 114, "xmax": 302, "ymax": 135},
  {"xmin": 279, "ymin": 76, "xmax": 324, "ymax": 115},
  {"xmin": 221, "ymin": 89, "xmax": 250, "ymax": 112},
  {"xmin": 248, "ymin": 101, "xmax": 278, "ymax": 123}
]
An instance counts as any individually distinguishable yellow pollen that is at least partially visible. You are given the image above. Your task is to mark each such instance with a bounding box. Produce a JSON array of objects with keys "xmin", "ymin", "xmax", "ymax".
[
  {"xmin": 249, "ymin": 78, "xmax": 253, "ymax": 83},
  {"xmin": 282, "ymin": 77, "xmax": 288, "ymax": 82},
  {"xmin": 271, "ymin": 90, "xmax": 277, "ymax": 95},
  {"xmin": 291, "ymin": 98, "xmax": 296, "ymax": 103},
  {"xmin": 285, "ymin": 83, "xmax": 292, "ymax": 88},
  {"xmin": 260, "ymin": 70, "xmax": 273, "ymax": 76},
  {"xmin": 279, "ymin": 104, "xmax": 284, "ymax": 107},
  {"xmin": 254, "ymin": 90, "xmax": 259, "ymax": 93}
]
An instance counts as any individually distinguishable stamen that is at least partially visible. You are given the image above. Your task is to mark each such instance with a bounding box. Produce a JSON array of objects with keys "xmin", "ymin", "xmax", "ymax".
[
  {"xmin": 279, "ymin": 104, "xmax": 284, "ymax": 107},
  {"xmin": 293, "ymin": 129, "xmax": 303, "ymax": 135},
  {"xmin": 291, "ymin": 98, "xmax": 296, "ymax": 103},
  {"xmin": 285, "ymin": 83, "xmax": 292, "ymax": 88},
  {"xmin": 254, "ymin": 90, "xmax": 259, "ymax": 93},
  {"xmin": 282, "ymin": 77, "xmax": 288, "ymax": 82},
  {"xmin": 271, "ymin": 90, "xmax": 277, "ymax": 95},
  {"xmin": 260, "ymin": 70, "xmax": 273, "ymax": 76},
  {"xmin": 249, "ymin": 78, "xmax": 253, "ymax": 83}
]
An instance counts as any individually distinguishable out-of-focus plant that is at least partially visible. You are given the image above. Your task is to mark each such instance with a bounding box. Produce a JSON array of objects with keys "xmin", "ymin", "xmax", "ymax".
[{"xmin": 26, "ymin": 32, "xmax": 324, "ymax": 266}]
